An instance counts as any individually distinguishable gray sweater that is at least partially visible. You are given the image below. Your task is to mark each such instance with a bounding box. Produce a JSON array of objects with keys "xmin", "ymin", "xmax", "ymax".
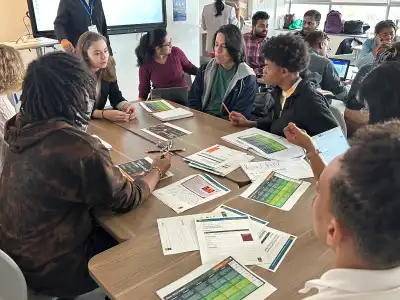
[{"xmin": 308, "ymin": 52, "xmax": 349, "ymax": 101}]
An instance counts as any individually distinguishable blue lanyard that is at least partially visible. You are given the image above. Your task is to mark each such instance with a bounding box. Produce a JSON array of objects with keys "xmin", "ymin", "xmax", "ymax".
[{"xmin": 78, "ymin": 0, "xmax": 94, "ymax": 23}]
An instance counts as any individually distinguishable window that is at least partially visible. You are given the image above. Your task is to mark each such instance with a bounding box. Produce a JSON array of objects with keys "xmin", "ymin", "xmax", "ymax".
[
  {"xmin": 290, "ymin": 4, "xmax": 330, "ymax": 28},
  {"xmin": 389, "ymin": 7, "xmax": 400, "ymax": 23},
  {"xmin": 331, "ymin": 5, "xmax": 387, "ymax": 30}
]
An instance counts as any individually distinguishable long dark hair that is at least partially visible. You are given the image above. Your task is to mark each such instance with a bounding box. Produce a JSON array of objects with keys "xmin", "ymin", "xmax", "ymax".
[
  {"xmin": 135, "ymin": 28, "xmax": 167, "ymax": 66},
  {"xmin": 75, "ymin": 31, "xmax": 116, "ymax": 82},
  {"xmin": 213, "ymin": 24, "xmax": 246, "ymax": 65},
  {"xmin": 20, "ymin": 52, "xmax": 95, "ymax": 128},
  {"xmin": 215, "ymin": 0, "xmax": 225, "ymax": 17}
]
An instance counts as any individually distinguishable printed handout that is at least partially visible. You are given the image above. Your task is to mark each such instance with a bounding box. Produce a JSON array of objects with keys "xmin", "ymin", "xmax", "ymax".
[
  {"xmin": 195, "ymin": 216, "xmax": 268, "ymax": 266},
  {"xmin": 157, "ymin": 256, "xmax": 276, "ymax": 300},
  {"xmin": 141, "ymin": 123, "xmax": 192, "ymax": 141},
  {"xmin": 139, "ymin": 100, "xmax": 175, "ymax": 113},
  {"xmin": 118, "ymin": 157, "xmax": 173, "ymax": 181},
  {"xmin": 241, "ymin": 171, "xmax": 311, "ymax": 211},
  {"xmin": 241, "ymin": 159, "xmax": 313, "ymax": 182},
  {"xmin": 153, "ymin": 174, "xmax": 230, "ymax": 213}
]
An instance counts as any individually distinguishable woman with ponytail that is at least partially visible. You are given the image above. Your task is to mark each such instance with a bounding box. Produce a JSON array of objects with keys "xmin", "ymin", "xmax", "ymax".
[
  {"xmin": 135, "ymin": 28, "xmax": 198, "ymax": 101},
  {"xmin": 202, "ymin": 0, "xmax": 238, "ymax": 54}
]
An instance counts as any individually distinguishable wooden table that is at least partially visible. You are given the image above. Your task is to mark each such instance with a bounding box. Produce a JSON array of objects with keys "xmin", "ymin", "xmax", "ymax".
[
  {"xmin": 111, "ymin": 102, "xmax": 256, "ymax": 187},
  {"xmin": 88, "ymin": 121, "xmax": 240, "ymax": 242},
  {"xmin": 89, "ymin": 182, "xmax": 334, "ymax": 300}
]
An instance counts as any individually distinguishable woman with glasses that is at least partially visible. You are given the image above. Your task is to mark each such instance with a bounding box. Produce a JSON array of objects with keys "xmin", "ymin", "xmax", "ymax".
[{"xmin": 135, "ymin": 28, "xmax": 198, "ymax": 102}]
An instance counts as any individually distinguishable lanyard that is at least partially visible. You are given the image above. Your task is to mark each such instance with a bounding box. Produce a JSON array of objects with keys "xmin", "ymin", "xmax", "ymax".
[{"xmin": 78, "ymin": 0, "xmax": 94, "ymax": 24}]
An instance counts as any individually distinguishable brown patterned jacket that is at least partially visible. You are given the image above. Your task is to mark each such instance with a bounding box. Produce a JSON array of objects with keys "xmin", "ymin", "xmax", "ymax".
[{"xmin": 0, "ymin": 115, "xmax": 148, "ymax": 296}]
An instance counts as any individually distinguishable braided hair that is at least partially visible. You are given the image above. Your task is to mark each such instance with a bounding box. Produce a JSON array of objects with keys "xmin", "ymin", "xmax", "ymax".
[{"xmin": 20, "ymin": 51, "xmax": 96, "ymax": 128}]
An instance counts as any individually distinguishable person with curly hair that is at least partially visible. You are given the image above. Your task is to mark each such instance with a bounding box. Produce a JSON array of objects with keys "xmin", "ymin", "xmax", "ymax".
[
  {"xmin": 283, "ymin": 120, "xmax": 400, "ymax": 299},
  {"xmin": 230, "ymin": 34, "xmax": 337, "ymax": 136},
  {"xmin": 0, "ymin": 44, "xmax": 24, "ymax": 171}
]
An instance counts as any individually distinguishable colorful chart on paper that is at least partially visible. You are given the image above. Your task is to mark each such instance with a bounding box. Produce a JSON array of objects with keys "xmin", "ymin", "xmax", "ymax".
[
  {"xmin": 144, "ymin": 101, "xmax": 172, "ymax": 112},
  {"xmin": 238, "ymin": 134, "xmax": 287, "ymax": 154},
  {"xmin": 163, "ymin": 257, "xmax": 265, "ymax": 300},
  {"xmin": 248, "ymin": 172, "xmax": 300, "ymax": 208}
]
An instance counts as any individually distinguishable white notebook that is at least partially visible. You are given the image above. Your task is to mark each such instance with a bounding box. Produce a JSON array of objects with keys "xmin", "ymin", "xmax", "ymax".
[{"xmin": 152, "ymin": 107, "xmax": 193, "ymax": 121}]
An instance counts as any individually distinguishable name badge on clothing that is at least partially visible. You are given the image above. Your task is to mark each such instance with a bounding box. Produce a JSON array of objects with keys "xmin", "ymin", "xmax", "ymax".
[{"xmin": 88, "ymin": 25, "xmax": 99, "ymax": 33}]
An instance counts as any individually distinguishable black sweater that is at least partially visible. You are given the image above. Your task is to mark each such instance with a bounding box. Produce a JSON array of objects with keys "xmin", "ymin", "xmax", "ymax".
[
  {"xmin": 257, "ymin": 78, "xmax": 338, "ymax": 136},
  {"xmin": 94, "ymin": 80, "xmax": 126, "ymax": 111},
  {"xmin": 54, "ymin": 0, "xmax": 113, "ymax": 55}
]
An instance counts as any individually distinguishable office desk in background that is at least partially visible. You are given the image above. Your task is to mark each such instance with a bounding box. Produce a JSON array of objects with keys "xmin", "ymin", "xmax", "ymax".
[{"xmin": 2, "ymin": 37, "xmax": 59, "ymax": 57}]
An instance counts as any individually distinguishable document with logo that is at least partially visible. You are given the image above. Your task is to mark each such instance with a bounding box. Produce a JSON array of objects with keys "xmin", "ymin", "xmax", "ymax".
[{"xmin": 195, "ymin": 216, "xmax": 268, "ymax": 266}]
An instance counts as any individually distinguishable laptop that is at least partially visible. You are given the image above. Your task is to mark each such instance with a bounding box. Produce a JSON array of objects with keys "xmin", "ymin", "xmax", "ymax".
[
  {"xmin": 151, "ymin": 87, "xmax": 188, "ymax": 106},
  {"xmin": 329, "ymin": 58, "xmax": 351, "ymax": 81},
  {"xmin": 312, "ymin": 127, "xmax": 349, "ymax": 164}
]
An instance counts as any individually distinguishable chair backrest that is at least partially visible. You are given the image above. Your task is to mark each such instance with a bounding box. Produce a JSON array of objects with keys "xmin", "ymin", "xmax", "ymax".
[
  {"xmin": 184, "ymin": 73, "xmax": 193, "ymax": 89},
  {"xmin": 0, "ymin": 250, "xmax": 28, "ymax": 300},
  {"xmin": 150, "ymin": 87, "xmax": 188, "ymax": 106},
  {"xmin": 330, "ymin": 105, "xmax": 347, "ymax": 138}
]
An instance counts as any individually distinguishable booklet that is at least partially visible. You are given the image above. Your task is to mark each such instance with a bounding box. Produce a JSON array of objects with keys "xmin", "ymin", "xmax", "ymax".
[
  {"xmin": 195, "ymin": 215, "xmax": 268, "ymax": 266},
  {"xmin": 184, "ymin": 144, "xmax": 254, "ymax": 176},
  {"xmin": 140, "ymin": 100, "xmax": 175, "ymax": 113},
  {"xmin": 118, "ymin": 157, "xmax": 173, "ymax": 181},
  {"xmin": 156, "ymin": 256, "xmax": 276, "ymax": 300},
  {"xmin": 153, "ymin": 174, "xmax": 230, "ymax": 214},
  {"xmin": 152, "ymin": 107, "xmax": 194, "ymax": 122},
  {"xmin": 141, "ymin": 123, "xmax": 192, "ymax": 141},
  {"xmin": 222, "ymin": 128, "xmax": 303, "ymax": 161},
  {"xmin": 241, "ymin": 171, "xmax": 311, "ymax": 211}
]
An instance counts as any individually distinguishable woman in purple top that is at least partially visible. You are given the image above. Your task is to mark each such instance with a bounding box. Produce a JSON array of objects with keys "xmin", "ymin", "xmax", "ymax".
[{"xmin": 135, "ymin": 28, "xmax": 198, "ymax": 101}]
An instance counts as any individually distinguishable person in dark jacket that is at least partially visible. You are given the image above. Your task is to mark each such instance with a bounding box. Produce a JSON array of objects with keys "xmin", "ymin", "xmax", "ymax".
[
  {"xmin": 305, "ymin": 31, "xmax": 349, "ymax": 101},
  {"xmin": 0, "ymin": 52, "xmax": 171, "ymax": 298},
  {"xmin": 188, "ymin": 24, "xmax": 256, "ymax": 119},
  {"xmin": 76, "ymin": 31, "xmax": 135, "ymax": 122},
  {"xmin": 54, "ymin": 0, "xmax": 112, "ymax": 54},
  {"xmin": 230, "ymin": 34, "xmax": 337, "ymax": 137},
  {"xmin": 294, "ymin": 10, "xmax": 321, "ymax": 38}
]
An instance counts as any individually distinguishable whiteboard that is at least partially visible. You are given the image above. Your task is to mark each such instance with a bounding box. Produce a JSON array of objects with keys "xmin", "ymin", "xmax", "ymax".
[{"xmin": 30, "ymin": 0, "xmax": 164, "ymax": 33}]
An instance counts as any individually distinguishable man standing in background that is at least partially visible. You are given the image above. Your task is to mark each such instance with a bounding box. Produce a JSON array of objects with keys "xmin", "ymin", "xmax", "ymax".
[
  {"xmin": 243, "ymin": 11, "xmax": 269, "ymax": 77},
  {"xmin": 54, "ymin": 0, "xmax": 113, "ymax": 55}
]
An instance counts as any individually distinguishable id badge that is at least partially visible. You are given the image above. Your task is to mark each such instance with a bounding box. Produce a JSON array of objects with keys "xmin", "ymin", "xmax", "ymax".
[{"xmin": 88, "ymin": 25, "xmax": 98, "ymax": 33}]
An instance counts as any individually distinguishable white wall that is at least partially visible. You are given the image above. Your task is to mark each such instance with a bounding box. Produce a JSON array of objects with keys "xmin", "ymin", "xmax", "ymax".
[{"xmin": 1, "ymin": 0, "xmax": 200, "ymax": 101}]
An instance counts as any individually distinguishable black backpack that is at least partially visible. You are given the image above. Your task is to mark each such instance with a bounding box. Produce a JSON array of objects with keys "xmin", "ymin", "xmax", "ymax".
[{"xmin": 344, "ymin": 20, "xmax": 370, "ymax": 34}]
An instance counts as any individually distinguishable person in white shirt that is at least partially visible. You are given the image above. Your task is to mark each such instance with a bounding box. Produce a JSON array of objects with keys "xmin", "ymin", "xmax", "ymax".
[
  {"xmin": 0, "ymin": 45, "xmax": 24, "ymax": 172},
  {"xmin": 283, "ymin": 120, "xmax": 400, "ymax": 300},
  {"xmin": 202, "ymin": 0, "xmax": 238, "ymax": 55}
]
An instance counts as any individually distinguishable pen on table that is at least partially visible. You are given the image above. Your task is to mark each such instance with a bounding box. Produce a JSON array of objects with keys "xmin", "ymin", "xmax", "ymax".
[{"xmin": 146, "ymin": 148, "xmax": 186, "ymax": 154}]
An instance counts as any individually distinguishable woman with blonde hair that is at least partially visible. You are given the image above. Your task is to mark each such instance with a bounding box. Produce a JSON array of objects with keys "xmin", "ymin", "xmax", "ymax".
[
  {"xmin": 76, "ymin": 31, "xmax": 136, "ymax": 122},
  {"xmin": 0, "ymin": 44, "xmax": 24, "ymax": 171}
]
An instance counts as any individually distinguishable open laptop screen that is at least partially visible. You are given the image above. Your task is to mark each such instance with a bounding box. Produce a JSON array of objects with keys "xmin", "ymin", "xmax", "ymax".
[{"xmin": 329, "ymin": 58, "xmax": 350, "ymax": 80}]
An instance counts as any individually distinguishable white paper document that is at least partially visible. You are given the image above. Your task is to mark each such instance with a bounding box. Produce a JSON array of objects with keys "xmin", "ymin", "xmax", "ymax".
[
  {"xmin": 153, "ymin": 174, "xmax": 231, "ymax": 214},
  {"xmin": 157, "ymin": 256, "xmax": 276, "ymax": 299},
  {"xmin": 157, "ymin": 212, "xmax": 227, "ymax": 256},
  {"xmin": 195, "ymin": 216, "xmax": 268, "ymax": 266},
  {"xmin": 241, "ymin": 159, "xmax": 313, "ymax": 182},
  {"xmin": 258, "ymin": 227, "xmax": 297, "ymax": 272},
  {"xmin": 241, "ymin": 171, "xmax": 311, "ymax": 211},
  {"xmin": 221, "ymin": 128, "xmax": 303, "ymax": 160},
  {"xmin": 184, "ymin": 144, "xmax": 254, "ymax": 176},
  {"xmin": 213, "ymin": 205, "xmax": 269, "ymax": 236}
]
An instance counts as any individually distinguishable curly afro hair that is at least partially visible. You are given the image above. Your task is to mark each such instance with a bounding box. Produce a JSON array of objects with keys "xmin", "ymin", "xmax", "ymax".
[{"xmin": 261, "ymin": 33, "xmax": 310, "ymax": 72}]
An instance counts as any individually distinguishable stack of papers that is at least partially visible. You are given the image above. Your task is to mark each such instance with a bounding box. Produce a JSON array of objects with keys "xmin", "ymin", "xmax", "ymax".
[
  {"xmin": 153, "ymin": 174, "xmax": 230, "ymax": 213},
  {"xmin": 241, "ymin": 171, "xmax": 311, "ymax": 211},
  {"xmin": 140, "ymin": 100, "xmax": 194, "ymax": 121},
  {"xmin": 241, "ymin": 159, "xmax": 313, "ymax": 182},
  {"xmin": 157, "ymin": 256, "xmax": 276, "ymax": 299},
  {"xmin": 221, "ymin": 128, "xmax": 303, "ymax": 160},
  {"xmin": 184, "ymin": 144, "xmax": 254, "ymax": 176}
]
